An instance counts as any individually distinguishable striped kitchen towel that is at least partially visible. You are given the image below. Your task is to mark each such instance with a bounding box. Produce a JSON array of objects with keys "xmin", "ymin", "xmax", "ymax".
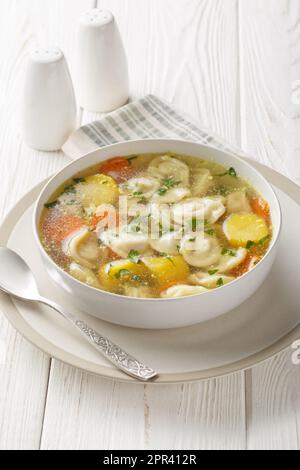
[{"xmin": 62, "ymin": 94, "xmax": 247, "ymax": 160}]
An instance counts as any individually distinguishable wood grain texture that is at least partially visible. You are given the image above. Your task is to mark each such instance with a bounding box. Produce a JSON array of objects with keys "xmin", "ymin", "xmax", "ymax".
[
  {"xmin": 239, "ymin": 0, "xmax": 300, "ymax": 450},
  {"xmin": 0, "ymin": 0, "xmax": 94, "ymax": 450},
  {"xmin": 246, "ymin": 351, "xmax": 300, "ymax": 450},
  {"xmin": 1, "ymin": 0, "xmax": 299, "ymax": 450},
  {"xmin": 41, "ymin": 361, "xmax": 145, "ymax": 450}
]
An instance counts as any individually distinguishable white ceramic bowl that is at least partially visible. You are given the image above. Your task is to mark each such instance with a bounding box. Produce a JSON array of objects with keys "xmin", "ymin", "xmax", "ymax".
[{"xmin": 33, "ymin": 139, "xmax": 281, "ymax": 329}]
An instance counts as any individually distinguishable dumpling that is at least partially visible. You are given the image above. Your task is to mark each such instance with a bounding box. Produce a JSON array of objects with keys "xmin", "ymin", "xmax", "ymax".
[
  {"xmin": 189, "ymin": 271, "xmax": 235, "ymax": 288},
  {"xmin": 120, "ymin": 176, "xmax": 159, "ymax": 199},
  {"xmin": 226, "ymin": 191, "xmax": 251, "ymax": 214},
  {"xmin": 151, "ymin": 187, "xmax": 191, "ymax": 204},
  {"xmin": 161, "ymin": 284, "xmax": 208, "ymax": 298},
  {"xmin": 99, "ymin": 227, "xmax": 150, "ymax": 258},
  {"xmin": 123, "ymin": 285, "xmax": 153, "ymax": 298},
  {"xmin": 149, "ymin": 231, "xmax": 181, "ymax": 255},
  {"xmin": 191, "ymin": 168, "xmax": 213, "ymax": 196},
  {"xmin": 147, "ymin": 155, "xmax": 190, "ymax": 186},
  {"xmin": 179, "ymin": 233, "xmax": 221, "ymax": 268},
  {"xmin": 69, "ymin": 262, "xmax": 100, "ymax": 288},
  {"xmin": 172, "ymin": 196, "xmax": 226, "ymax": 227},
  {"xmin": 215, "ymin": 247, "xmax": 247, "ymax": 273},
  {"xmin": 63, "ymin": 228, "xmax": 101, "ymax": 269}
]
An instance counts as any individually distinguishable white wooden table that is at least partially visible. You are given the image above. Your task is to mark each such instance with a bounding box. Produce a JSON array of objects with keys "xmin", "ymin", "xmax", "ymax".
[{"xmin": 0, "ymin": 0, "xmax": 300, "ymax": 450}]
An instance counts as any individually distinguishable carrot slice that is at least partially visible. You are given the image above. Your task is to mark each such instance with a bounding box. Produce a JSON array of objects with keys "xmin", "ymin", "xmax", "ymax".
[
  {"xmin": 90, "ymin": 211, "xmax": 120, "ymax": 229},
  {"xmin": 99, "ymin": 157, "xmax": 135, "ymax": 183},
  {"xmin": 159, "ymin": 279, "xmax": 189, "ymax": 293},
  {"xmin": 250, "ymin": 197, "xmax": 270, "ymax": 220},
  {"xmin": 230, "ymin": 253, "xmax": 260, "ymax": 277},
  {"xmin": 42, "ymin": 213, "xmax": 84, "ymax": 245}
]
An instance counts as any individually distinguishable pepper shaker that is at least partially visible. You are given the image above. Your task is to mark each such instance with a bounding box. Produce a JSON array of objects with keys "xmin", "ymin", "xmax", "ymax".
[
  {"xmin": 77, "ymin": 9, "xmax": 129, "ymax": 112},
  {"xmin": 22, "ymin": 47, "xmax": 77, "ymax": 151}
]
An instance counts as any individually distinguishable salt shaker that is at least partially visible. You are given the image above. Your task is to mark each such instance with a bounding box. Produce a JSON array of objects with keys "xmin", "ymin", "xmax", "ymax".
[
  {"xmin": 22, "ymin": 47, "xmax": 77, "ymax": 151},
  {"xmin": 77, "ymin": 9, "xmax": 129, "ymax": 112}
]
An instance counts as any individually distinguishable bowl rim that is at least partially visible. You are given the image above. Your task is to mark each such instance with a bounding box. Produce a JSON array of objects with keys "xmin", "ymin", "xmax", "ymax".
[{"xmin": 33, "ymin": 138, "xmax": 282, "ymax": 303}]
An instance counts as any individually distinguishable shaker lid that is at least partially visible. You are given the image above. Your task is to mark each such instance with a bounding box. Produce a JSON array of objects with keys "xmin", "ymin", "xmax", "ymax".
[
  {"xmin": 80, "ymin": 8, "xmax": 114, "ymax": 27},
  {"xmin": 30, "ymin": 47, "xmax": 63, "ymax": 64}
]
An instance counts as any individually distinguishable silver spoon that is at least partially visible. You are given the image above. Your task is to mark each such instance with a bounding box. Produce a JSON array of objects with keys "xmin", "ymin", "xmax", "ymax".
[{"xmin": 0, "ymin": 247, "xmax": 158, "ymax": 382}]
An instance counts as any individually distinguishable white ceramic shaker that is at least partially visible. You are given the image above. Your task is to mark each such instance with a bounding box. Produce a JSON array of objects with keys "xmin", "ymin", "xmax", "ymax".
[
  {"xmin": 77, "ymin": 8, "xmax": 129, "ymax": 112},
  {"xmin": 22, "ymin": 47, "xmax": 77, "ymax": 151}
]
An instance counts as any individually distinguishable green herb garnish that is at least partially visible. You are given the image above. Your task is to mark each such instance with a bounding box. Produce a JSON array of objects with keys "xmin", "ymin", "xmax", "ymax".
[
  {"xmin": 133, "ymin": 191, "xmax": 143, "ymax": 196},
  {"xmin": 208, "ymin": 269, "xmax": 218, "ymax": 276},
  {"xmin": 221, "ymin": 248, "xmax": 237, "ymax": 257},
  {"xmin": 217, "ymin": 167, "xmax": 237, "ymax": 178},
  {"xmin": 246, "ymin": 240, "xmax": 255, "ymax": 249},
  {"xmin": 73, "ymin": 177, "xmax": 85, "ymax": 183},
  {"xmin": 44, "ymin": 200, "xmax": 58, "ymax": 209},
  {"xmin": 157, "ymin": 187, "xmax": 168, "ymax": 196},
  {"xmin": 205, "ymin": 229, "xmax": 214, "ymax": 236},
  {"xmin": 132, "ymin": 274, "xmax": 142, "ymax": 282},
  {"xmin": 115, "ymin": 269, "xmax": 131, "ymax": 279},
  {"xmin": 191, "ymin": 217, "xmax": 198, "ymax": 231},
  {"xmin": 64, "ymin": 184, "xmax": 76, "ymax": 194},
  {"xmin": 216, "ymin": 278, "xmax": 224, "ymax": 287},
  {"xmin": 128, "ymin": 249, "xmax": 140, "ymax": 264}
]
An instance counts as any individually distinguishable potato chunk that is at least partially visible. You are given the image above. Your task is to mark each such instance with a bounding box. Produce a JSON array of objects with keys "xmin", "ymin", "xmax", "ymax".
[
  {"xmin": 79, "ymin": 174, "xmax": 118, "ymax": 208},
  {"xmin": 223, "ymin": 213, "xmax": 269, "ymax": 247},
  {"xmin": 99, "ymin": 259, "xmax": 150, "ymax": 290},
  {"xmin": 141, "ymin": 255, "xmax": 189, "ymax": 285}
]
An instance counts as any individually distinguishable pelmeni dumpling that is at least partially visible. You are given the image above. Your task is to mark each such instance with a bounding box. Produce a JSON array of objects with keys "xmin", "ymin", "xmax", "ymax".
[
  {"xmin": 215, "ymin": 247, "xmax": 247, "ymax": 273},
  {"xmin": 69, "ymin": 262, "xmax": 100, "ymax": 288},
  {"xmin": 63, "ymin": 228, "xmax": 101, "ymax": 270},
  {"xmin": 179, "ymin": 233, "xmax": 221, "ymax": 268},
  {"xmin": 149, "ymin": 231, "xmax": 181, "ymax": 255},
  {"xmin": 161, "ymin": 284, "xmax": 208, "ymax": 298},
  {"xmin": 147, "ymin": 155, "xmax": 190, "ymax": 186},
  {"xmin": 151, "ymin": 187, "xmax": 191, "ymax": 204},
  {"xmin": 120, "ymin": 176, "xmax": 160, "ymax": 199},
  {"xmin": 191, "ymin": 168, "xmax": 213, "ymax": 196},
  {"xmin": 226, "ymin": 191, "xmax": 251, "ymax": 214},
  {"xmin": 189, "ymin": 271, "xmax": 235, "ymax": 288},
  {"xmin": 172, "ymin": 196, "xmax": 226, "ymax": 226},
  {"xmin": 99, "ymin": 227, "xmax": 150, "ymax": 258}
]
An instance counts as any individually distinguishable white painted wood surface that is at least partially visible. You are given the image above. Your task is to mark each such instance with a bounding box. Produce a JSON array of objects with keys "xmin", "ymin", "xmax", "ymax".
[{"xmin": 0, "ymin": 0, "xmax": 299, "ymax": 450}]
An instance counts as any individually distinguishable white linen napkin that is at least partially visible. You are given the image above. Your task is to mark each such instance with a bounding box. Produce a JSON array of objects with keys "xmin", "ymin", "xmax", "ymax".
[{"xmin": 62, "ymin": 94, "xmax": 247, "ymax": 159}]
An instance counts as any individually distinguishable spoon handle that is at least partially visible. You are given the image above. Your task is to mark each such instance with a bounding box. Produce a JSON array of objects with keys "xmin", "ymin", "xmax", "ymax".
[{"xmin": 40, "ymin": 297, "xmax": 158, "ymax": 382}]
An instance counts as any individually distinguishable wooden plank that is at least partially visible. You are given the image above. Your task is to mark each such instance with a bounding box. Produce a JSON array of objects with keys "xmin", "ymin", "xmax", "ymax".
[
  {"xmin": 40, "ymin": 0, "xmax": 246, "ymax": 450},
  {"xmin": 0, "ymin": 0, "xmax": 94, "ymax": 450},
  {"xmin": 246, "ymin": 351, "xmax": 300, "ymax": 450},
  {"xmin": 144, "ymin": 375, "xmax": 246, "ymax": 450},
  {"xmin": 239, "ymin": 0, "xmax": 300, "ymax": 450},
  {"xmin": 40, "ymin": 361, "xmax": 145, "ymax": 450}
]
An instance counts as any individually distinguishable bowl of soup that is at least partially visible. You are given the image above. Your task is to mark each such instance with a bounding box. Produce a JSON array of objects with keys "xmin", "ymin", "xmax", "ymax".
[{"xmin": 33, "ymin": 139, "xmax": 281, "ymax": 329}]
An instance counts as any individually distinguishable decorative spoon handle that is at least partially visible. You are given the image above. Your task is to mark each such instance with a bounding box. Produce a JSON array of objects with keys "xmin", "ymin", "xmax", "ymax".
[{"xmin": 41, "ymin": 297, "xmax": 158, "ymax": 381}]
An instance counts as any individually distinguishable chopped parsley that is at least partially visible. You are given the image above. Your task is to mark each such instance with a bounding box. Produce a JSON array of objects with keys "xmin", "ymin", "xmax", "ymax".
[
  {"xmin": 191, "ymin": 217, "xmax": 198, "ymax": 231},
  {"xmin": 64, "ymin": 184, "xmax": 76, "ymax": 194},
  {"xmin": 208, "ymin": 269, "xmax": 218, "ymax": 276},
  {"xmin": 205, "ymin": 228, "xmax": 214, "ymax": 236},
  {"xmin": 221, "ymin": 248, "xmax": 237, "ymax": 257},
  {"xmin": 216, "ymin": 278, "xmax": 224, "ymax": 287},
  {"xmin": 115, "ymin": 269, "xmax": 131, "ymax": 279},
  {"xmin": 128, "ymin": 249, "xmax": 140, "ymax": 264},
  {"xmin": 156, "ymin": 178, "xmax": 180, "ymax": 196},
  {"xmin": 246, "ymin": 236, "xmax": 270, "ymax": 250},
  {"xmin": 44, "ymin": 200, "xmax": 58, "ymax": 209},
  {"xmin": 73, "ymin": 177, "xmax": 85, "ymax": 183},
  {"xmin": 133, "ymin": 191, "xmax": 143, "ymax": 196},
  {"xmin": 217, "ymin": 167, "xmax": 237, "ymax": 178}
]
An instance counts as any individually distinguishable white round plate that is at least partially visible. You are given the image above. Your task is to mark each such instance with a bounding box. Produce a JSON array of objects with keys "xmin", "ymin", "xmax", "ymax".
[{"xmin": 0, "ymin": 160, "xmax": 299, "ymax": 384}]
